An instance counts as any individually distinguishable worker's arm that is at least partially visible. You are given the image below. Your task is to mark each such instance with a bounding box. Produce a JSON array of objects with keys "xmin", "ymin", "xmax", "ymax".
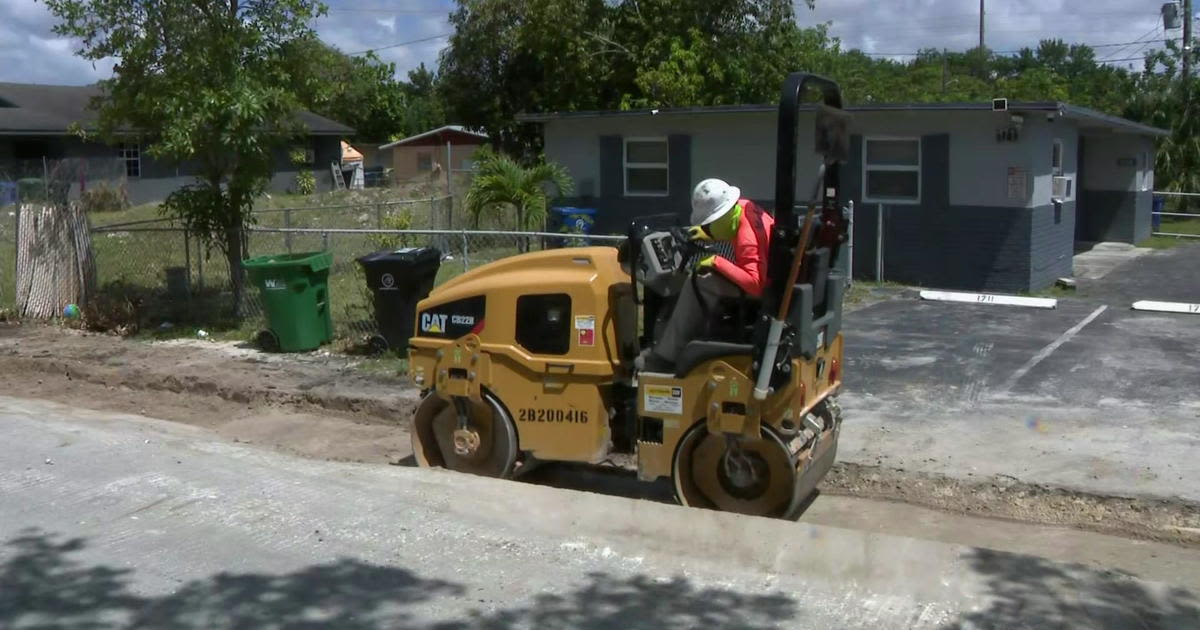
[{"xmin": 711, "ymin": 242, "xmax": 765, "ymax": 297}]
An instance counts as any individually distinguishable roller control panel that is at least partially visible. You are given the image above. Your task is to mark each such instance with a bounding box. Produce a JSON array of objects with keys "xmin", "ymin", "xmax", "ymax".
[{"xmin": 638, "ymin": 231, "xmax": 684, "ymax": 296}]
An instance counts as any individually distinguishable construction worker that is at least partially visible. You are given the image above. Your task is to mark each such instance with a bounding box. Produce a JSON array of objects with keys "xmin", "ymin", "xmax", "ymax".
[{"xmin": 637, "ymin": 178, "xmax": 774, "ymax": 372}]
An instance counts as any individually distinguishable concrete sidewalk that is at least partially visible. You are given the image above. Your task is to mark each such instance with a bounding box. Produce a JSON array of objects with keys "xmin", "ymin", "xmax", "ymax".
[{"xmin": 1, "ymin": 395, "xmax": 1196, "ymax": 629}]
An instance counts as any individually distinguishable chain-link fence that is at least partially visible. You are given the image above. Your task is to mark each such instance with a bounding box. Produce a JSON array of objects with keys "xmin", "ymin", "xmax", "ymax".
[
  {"xmin": 0, "ymin": 158, "xmax": 128, "ymax": 314},
  {"xmin": 85, "ymin": 210, "xmax": 623, "ymax": 347},
  {"xmin": 1153, "ymin": 191, "xmax": 1200, "ymax": 240}
]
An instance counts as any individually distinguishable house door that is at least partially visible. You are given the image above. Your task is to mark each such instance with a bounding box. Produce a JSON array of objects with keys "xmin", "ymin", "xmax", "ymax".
[{"xmin": 1074, "ymin": 137, "xmax": 1088, "ymax": 247}]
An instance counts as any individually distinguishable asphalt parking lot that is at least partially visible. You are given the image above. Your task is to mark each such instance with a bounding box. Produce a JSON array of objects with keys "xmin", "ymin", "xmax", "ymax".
[
  {"xmin": 844, "ymin": 243, "xmax": 1200, "ymax": 409},
  {"xmin": 836, "ymin": 243, "xmax": 1200, "ymax": 502}
]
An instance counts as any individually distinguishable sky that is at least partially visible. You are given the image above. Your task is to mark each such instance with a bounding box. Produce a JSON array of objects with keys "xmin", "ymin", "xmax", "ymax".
[{"xmin": 0, "ymin": 0, "xmax": 1188, "ymax": 86}]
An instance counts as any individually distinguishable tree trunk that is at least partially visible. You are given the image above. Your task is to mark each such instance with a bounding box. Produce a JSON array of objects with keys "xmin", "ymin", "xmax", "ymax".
[{"xmin": 225, "ymin": 224, "xmax": 245, "ymax": 319}]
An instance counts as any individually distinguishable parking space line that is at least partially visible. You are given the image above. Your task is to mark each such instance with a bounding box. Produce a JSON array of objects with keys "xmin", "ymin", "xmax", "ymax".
[
  {"xmin": 919, "ymin": 290, "xmax": 1057, "ymax": 309},
  {"xmin": 1132, "ymin": 300, "xmax": 1200, "ymax": 314},
  {"xmin": 996, "ymin": 305, "xmax": 1108, "ymax": 394}
]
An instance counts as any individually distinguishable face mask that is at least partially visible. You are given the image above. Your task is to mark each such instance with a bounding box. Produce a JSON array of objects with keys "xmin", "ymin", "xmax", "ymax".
[{"xmin": 707, "ymin": 203, "xmax": 743, "ymax": 241}]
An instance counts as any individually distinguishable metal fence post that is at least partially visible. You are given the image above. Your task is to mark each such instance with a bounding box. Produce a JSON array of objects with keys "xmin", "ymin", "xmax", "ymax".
[
  {"xmin": 183, "ymin": 228, "xmax": 193, "ymax": 314},
  {"xmin": 375, "ymin": 203, "xmax": 384, "ymax": 229},
  {"xmin": 846, "ymin": 200, "xmax": 854, "ymax": 286},
  {"xmin": 461, "ymin": 230, "xmax": 469, "ymax": 272},
  {"xmin": 196, "ymin": 235, "xmax": 204, "ymax": 291},
  {"xmin": 284, "ymin": 207, "xmax": 293, "ymax": 254},
  {"xmin": 875, "ymin": 203, "xmax": 884, "ymax": 285},
  {"xmin": 184, "ymin": 227, "xmax": 192, "ymax": 287},
  {"xmin": 322, "ymin": 231, "xmax": 330, "ymax": 252}
]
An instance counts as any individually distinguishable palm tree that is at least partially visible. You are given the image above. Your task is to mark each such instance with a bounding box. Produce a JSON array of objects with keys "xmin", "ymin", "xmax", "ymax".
[{"xmin": 464, "ymin": 147, "xmax": 573, "ymax": 251}]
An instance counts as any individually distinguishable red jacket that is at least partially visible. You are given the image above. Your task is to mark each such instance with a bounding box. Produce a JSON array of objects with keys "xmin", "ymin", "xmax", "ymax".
[{"xmin": 712, "ymin": 199, "xmax": 773, "ymax": 297}]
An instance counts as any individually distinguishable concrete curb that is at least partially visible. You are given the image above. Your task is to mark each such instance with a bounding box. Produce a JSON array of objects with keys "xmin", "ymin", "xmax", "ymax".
[
  {"xmin": 409, "ymin": 466, "xmax": 1191, "ymax": 612},
  {"xmin": 919, "ymin": 290, "xmax": 1057, "ymax": 309}
]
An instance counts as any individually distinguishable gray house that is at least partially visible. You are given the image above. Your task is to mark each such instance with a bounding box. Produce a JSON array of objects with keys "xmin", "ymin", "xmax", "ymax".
[
  {"xmin": 0, "ymin": 82, "xmax": 353, "ymax": 206},
  {"xmin": 521, "ymin": 102, "xmax": 1164, "ymax": 292}
]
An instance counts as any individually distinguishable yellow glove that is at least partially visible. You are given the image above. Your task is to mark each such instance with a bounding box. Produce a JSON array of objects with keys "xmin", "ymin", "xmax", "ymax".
[
  {"xmin": 686, "ymin": 225, "xmax": 711, "ymax": 241},
  {"xmin": 695, "ymin": 255, "xmax": 716, "ymax": 271}
]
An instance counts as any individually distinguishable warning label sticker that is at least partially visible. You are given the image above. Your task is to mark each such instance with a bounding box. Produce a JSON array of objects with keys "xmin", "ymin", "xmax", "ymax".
[
  {"xmin": 644, "ymin": 385, "xmax": 684, "ymax": 415},
  {"xmin": 575, "ymin": 315, "xmax": 596, "ymax": 346}
]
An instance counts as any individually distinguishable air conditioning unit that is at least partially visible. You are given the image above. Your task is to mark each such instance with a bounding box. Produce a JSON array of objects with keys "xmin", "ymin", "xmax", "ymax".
[{"xmin": 1052, "ymin": 176, "xmax": 1073, "ymax": 200}]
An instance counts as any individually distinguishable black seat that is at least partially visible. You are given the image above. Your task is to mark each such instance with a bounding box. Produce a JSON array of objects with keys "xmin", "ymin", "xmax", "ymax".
[{"xmin": 674, "ymin": 341, "xmax": 755, "ymax": 377}]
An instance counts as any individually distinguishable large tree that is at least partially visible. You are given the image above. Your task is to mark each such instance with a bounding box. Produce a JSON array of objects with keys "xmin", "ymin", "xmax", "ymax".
[
  {"xmin": 282, "ymin": 38, "xmax": 407, "ymax": 142},
  {"xmin": 43, "ymin": 0, "xmax": 326, "ymax": 317},
  {"xmin": 439, "ymin": 0, "xmax": 617, "ymax": 157}
]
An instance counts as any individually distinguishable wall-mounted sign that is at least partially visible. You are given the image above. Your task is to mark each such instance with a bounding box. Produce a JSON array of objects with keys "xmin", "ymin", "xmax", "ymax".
[
  {"xmin": 1116, "ymin": 157, "xmax": 1137, "ymax": 167},
  {"xmin": 1007, "ymin": 166, "xmax": 1027, "ymax": 200}
]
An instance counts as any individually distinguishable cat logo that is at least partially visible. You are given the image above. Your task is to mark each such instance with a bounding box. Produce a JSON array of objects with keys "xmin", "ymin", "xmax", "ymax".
[{"xmin": 421, "ymin": 313, "xmax": 447, "ymax": 333}]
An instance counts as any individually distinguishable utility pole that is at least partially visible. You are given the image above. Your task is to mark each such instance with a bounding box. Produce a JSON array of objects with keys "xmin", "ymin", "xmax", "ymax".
[
  {"xmin": 942, "ymin": 48, "xmax": 949, "ymax": 95},
  {"xmin": 979, "ymin": 0, "xmax": 986, "ymax": 50},
  {"xmin": 1184, "ymin": 0, "xmax": 1193, "ymax": 87}
]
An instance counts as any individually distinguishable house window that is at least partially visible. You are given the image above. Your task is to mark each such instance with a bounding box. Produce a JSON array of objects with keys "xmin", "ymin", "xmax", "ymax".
[
  {"xmin": 417, "ymin": 152, "xmax": 433, "ymax": 172},
  {"xmin": 863, "ymin": 138, "xmax": 920, "ymax": 204},
  {"xmin": 1052, "ymin": 139, "xmax": 1064, "ymax": 176},
  {"xmin": 624, "ymin": 137, "xmax": 669, "ymax": 196},
  {"xmin": 118, "ymin": 142, "xmax": 140, "ymax": 178}
]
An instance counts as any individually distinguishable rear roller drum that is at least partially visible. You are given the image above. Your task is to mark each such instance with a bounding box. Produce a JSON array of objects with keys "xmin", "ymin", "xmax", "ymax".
[
  {"xmin": 411, "ymin": 391, "xmax": 519, "ymax": 478},
  {"xmin": 672, "ymin": 423, "xmax": 801, "ymax": 519}
]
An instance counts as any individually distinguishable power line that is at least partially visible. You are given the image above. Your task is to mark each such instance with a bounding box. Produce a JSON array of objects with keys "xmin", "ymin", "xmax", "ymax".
[
  {"xmin": 1097, "ymin": 24, "xmax": 1162, "ymax": 62},
  {"xmin": 345, "ymin": 33, "xmax": 452, "ymax": 56},
  {"xmin": 327, "ymin": 9, "xmax": 450, "ymax": 14},
  {"xmin": 855, "ymin": 36, "xmax": 1180, "ymax": 59}
]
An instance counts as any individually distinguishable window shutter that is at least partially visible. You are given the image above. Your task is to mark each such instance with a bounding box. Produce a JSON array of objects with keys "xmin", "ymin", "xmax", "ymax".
[
  {"xmin": 599, "ymin": 135, "xmax": 622, "ymax": 199},
  {"xmin": 668, "ymin": 135, "xmax": 691, "ymax": 201}
]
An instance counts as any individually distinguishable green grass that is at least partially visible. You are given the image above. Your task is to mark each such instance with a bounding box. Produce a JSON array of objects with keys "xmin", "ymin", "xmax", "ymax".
[
  {"xmin": 20, "ymin": 178, "xmax": 575, "ymax": 352},
  {"xmin": 352, "ymin": 355, "xmax": 409, "ymax": 378},
  {"xmin": 1139, "ymin": 215, "xmax": 1200, "ymax": 250},
  {"xmin": 844, "ymin": 280, "xmax": 909, "ymax": 308},
  {"xmin": 1028, "ymin": 284, "xmax": 1077, "ymax": 299}
]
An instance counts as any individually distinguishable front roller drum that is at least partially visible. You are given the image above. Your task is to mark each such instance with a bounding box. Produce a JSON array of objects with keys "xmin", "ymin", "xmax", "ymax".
[
  {"xmin": 411, "ymin": 390, "xmax": 519, "ymax": 478},
  {"xmin": 672, "ymin": 424, "xmax": 802, "ymax": 519},
  {"xmin": 672, "ymin": 398, "xmax": 842, "ymax": 520}
]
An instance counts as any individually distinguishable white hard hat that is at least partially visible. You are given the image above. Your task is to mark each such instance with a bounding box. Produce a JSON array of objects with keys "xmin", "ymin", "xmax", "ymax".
[{"xmin": 690, "ymin": 178, "xmax": 741, "ymax": 226}]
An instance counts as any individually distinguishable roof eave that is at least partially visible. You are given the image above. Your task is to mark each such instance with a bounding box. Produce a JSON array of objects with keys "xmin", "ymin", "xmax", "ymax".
[
  {"xmin": 379, "ymin": 125, "xmax": 489, "ymax": 150},
  {"xmin": 519, "ymin": 101, "xmax": 1168, "ymax": 137}
]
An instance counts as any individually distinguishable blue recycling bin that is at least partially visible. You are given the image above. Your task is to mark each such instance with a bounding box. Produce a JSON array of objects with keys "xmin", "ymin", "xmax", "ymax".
[
  {"xmin": 550, "ymin": 206, "xmax": 596, "ymax": 247},
  {"xmin": 0, "ymin": 182, "xmax": 16, "ymax": 207},
  {"xmin": 1152, "ymin": 194, "xmax": 1165, "ymax": 230}
]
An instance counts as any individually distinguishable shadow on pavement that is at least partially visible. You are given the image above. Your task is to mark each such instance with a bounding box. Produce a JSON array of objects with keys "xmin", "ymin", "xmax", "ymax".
[
  {"xmin": 6, "ymin": 528, "xmax": 1197, "ymax": 629},
  {"xmin": 0, "ymin": 528, "xmax": 795, "ymax": 629},
  {"xmin": 942, "ymin": 548, "xmax": 1200, "ymax": 630},
  {"xmin": 430, "ymin": 571, "xmax": 797, "ymax": 630}
]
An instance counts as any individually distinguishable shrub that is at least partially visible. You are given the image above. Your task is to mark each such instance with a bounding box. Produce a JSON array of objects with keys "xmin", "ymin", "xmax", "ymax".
[
  {"xmin": 17, "ymin": 178, "xmax": 44, "ymax": 202},
  {"xmin": 295, "ymin": 170, "xmax": 316, "ymax": 196},
  {"xmin": 80, "ymin": 282, "xmax": 145, "ymax": 335},
  {"xmin": 81, "ymin": 182, "xmax": 130, "ymax": 213},
  {"xmin": 370, "ymin": 209, "xmax": 414, "ymax": 250}
]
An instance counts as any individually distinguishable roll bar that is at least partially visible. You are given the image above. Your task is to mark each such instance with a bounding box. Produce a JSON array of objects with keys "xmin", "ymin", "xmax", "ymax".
[{"xmin": 763, "ymin": 72, "xmax": 847, "ymax": 318}]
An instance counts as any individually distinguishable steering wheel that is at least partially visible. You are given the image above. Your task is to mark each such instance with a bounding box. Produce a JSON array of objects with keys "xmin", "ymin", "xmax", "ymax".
[{"xmin": 668, "ymin": 225, "xmax": 717, "ymax": 274}]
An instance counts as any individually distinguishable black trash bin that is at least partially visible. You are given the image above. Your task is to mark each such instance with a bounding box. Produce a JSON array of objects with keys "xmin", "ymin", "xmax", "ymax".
[{"xmin": 357, "ymin": 247, "xmax": 442, "ymax": 352}]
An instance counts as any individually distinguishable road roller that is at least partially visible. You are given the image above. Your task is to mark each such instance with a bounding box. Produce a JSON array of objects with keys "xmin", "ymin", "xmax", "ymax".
[{"xmin": 408, "ymin": 72, "xmax": 851, "ymax": 519}]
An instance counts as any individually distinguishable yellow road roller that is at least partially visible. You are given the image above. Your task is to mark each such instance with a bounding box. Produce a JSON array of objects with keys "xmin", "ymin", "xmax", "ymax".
[{"xmin": 408, "ymin": 72, "xmax": 851, "ymax": 518}]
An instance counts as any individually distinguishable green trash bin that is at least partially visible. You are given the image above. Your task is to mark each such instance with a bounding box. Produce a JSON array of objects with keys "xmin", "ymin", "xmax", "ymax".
[{"xmin": 243, "ymin": 251, "xmax": 333, "ymax": 352}]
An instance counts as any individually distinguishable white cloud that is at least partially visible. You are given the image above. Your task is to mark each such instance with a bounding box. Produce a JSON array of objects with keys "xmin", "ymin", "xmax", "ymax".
[
  {"xmin": 803, "ymin": 0, "xmax": 1176, "ymax": 68},
  {"xmin": 0, "ymin": 0, "xmax": 114, "ymax": 84},
  {"xmin": 0, "ymin": 0, "xmax": 1181, "ymax": 86}
]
